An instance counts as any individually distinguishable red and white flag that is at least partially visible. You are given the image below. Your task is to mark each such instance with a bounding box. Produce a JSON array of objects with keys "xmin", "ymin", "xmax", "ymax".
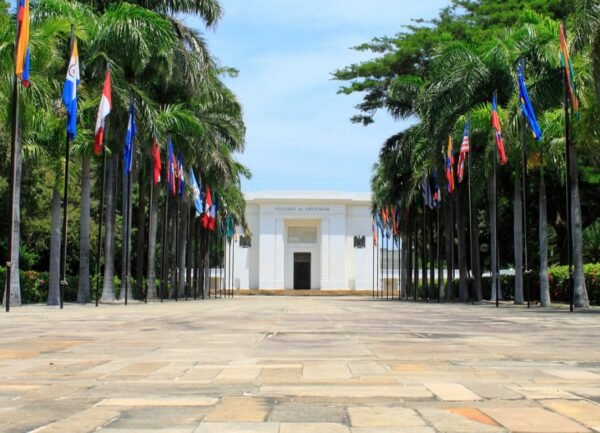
[
  {"xmin": 152, "ymin": 139, "xmax": 161, "ymax": 186},
  {"xmin": 94, "ymin": 70, "xmax": 112, "ymax": 156},
  {"xmin": 457, "ymin": 121, "xmax": 470, "ymax": 183}
]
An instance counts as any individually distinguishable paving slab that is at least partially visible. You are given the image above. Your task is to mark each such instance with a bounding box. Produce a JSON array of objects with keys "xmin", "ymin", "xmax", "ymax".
[
  {"xmin": 424, "ymin": 382, "xmax": 482, "ymax": 401},
  {"xmin": 279, "ymin": 423, "xmax": 350, "ymax": 433},
  {"xmin": 419, "ymin": 408, "xmax": 506, "ymax": 433},
  {"xmin": 269, "ymin": 402, "xmax": 348, "ymax": 423},
  {"xmin": 204, "ymin": 397, "xmax": 271, "ymax": 422},
  {"xmin": 348, "ymin": 406, "xmax": 427, "ymax": 428},
  {"xmin": 541, "ymin": 399, "xmax": 600, "ymax": 432},
  {"xmin": 483, "ymin": 407, "xmax": 591, "ymax": 433},
  {"xmin": 193, "ymin": 422, "xmax": 280, "ymax": 433}
]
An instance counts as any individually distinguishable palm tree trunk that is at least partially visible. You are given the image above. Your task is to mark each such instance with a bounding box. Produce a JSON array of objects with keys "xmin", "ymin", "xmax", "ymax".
[
  {"xmin": 121, "ymin": 170, "xmax": 134, "ymax": 301},
  {"xmin": 514, "ymin": 171, "xmax": 524, "ymax": 304},
  {"xmin": 77, "ymin": 156, "xmax": 91, "ymax": 303},
  {"xmin": 5, "ymin": 142, "xmax": 23, "ymax": 306},
  {"xmin": 488, "ymin": 174, "xmax": 502, "ymax": 301},
  {"xmin": 186, "ymin": 206, "xmax": 194, "ymax": 298},
  {"xmin": 406, "ymin": 222, "xmax": 412, "ymax": 300},
  {"xmin": 456, "ymin": 190, "xmax": 468, "ymax": 301},
  {"xmin": 47, "ymin": 188, "xmax": 62, "ymax": 306},
  {"xmin": 178, "ymin": 200, "xmax": 189, "ymax": 297},
  {"xmin": 444, "ymin": 199, "xmax": 453, "ymax": 301},
  {"xmin": 569, "ymin": 145, "xmax": 590, "ymax": 307},
  {"xmin": 471, "ymin": 198, "xmax": 483, "ymax": 302},
  {"xmin": 135, "ymin": 166, "xmax": 147, "ymax": 300},
  {"xmin": 539, "ymin": 170, "xmax": 551, "ymax": 307},
  {"xmin": 102, "ymin": 154, "xmax": 117, "ymax": 302},
  {"xmin": 146, "ymin": 183, "xmax": 159, "ymax": 299}
]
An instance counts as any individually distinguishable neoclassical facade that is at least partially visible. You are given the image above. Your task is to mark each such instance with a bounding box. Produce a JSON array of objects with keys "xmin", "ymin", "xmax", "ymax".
[{"xmin": 232, "ymin": 191, "xmax": 373, "ymax": 290}]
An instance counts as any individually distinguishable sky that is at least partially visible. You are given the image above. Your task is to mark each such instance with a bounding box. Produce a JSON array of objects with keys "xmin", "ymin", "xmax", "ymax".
[{"xmin": 184, "ymin": 0, "xmax": 450, "ymax": 193}]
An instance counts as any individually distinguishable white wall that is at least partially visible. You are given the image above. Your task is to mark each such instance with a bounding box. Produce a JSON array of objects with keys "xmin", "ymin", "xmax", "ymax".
[{"xmin": 234, "ymin": 199, "xmax": 372, "ymax": 290}]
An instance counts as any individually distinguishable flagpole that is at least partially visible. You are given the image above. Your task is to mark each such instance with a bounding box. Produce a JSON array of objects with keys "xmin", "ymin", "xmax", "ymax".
[
  {"xmin": 123, "ymin": 164, "xmax": 132, "ymax": 305},
  {"xmin": 422, "ymin": 203, "xmax": 427, "ymax": 301},
  {"xmin": 58, "ymin": 25, "xmax": 76, "ymax": 310},
  {"xmin": 414, "ymin": 206, "xmax": 418, "ymax": 302},
  {"xmin": 372, "ymin": 218, "xmax": 375, "ymax": 299},
  {"xmin": 562, "ymin": 21, "xmax": 574, "ymax": 313},
  {"xmin": 467, "ymin": 113, "xmax": 474, "ymax": 305},
  {"xmin": 493, "ymin": 90, "xmax": 499, "ymax": 309},
  {"xmin": 160, "ymin": 192, "xmax": 169, "ymax": 302},
  {"xmin": 519, "ymin": 59, "xmax": 531, "ymax": 309},
  {"xmin": 437, "ymin": 203, "xmax": 441, "ymax": 303},
  {"xmin": 231, "ymin": 234, "xmax": 235, "ymax": 298},
  {"xmin": 376, "ymin": 220, "xmax": 380, "ymax": 298},
  {"xmin": 5, "ymin": 19, "xmax": 22, "ymax": 313}
]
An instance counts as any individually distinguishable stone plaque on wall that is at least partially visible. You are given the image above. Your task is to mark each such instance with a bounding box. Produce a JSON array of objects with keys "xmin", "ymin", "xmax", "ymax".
[{"xmin": 288, "ymin": 227, "xmax": 318, "ymax": 244}]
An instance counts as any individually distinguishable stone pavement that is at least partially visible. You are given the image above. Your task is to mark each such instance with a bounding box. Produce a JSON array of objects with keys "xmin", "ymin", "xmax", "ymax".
[{"xmin": 1, "ymin": 297, "xmax": 599, "ymax": 433}]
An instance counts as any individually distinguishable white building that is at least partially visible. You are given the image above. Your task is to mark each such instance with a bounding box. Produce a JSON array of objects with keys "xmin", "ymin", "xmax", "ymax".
[{"xmin": 231, "ymin": 191, "xmax": 374, "ymax": 291}]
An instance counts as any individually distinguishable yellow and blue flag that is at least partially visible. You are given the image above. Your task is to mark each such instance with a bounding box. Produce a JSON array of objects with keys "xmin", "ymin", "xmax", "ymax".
[
  {"xmin": 518, "ymin": 65, "xmax": 542, "ymax": 141},
  {"xmin": 15, "ymin": 0, "xmax": 30, "ymax": 86},
  {"xmin": 62, "ymin": 38, "xmax": 80, "ymax": 139}
]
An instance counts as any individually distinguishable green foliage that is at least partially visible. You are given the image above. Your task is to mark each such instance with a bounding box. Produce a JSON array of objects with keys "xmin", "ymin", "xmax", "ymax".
[{"xmin": 450, "ymin": 264, "xmax": 600, "ymax": 305}]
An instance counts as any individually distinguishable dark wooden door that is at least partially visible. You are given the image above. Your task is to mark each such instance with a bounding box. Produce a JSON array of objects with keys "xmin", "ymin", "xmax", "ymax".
[{"xmin": 293, "ymin": 253, "xmax": 311, "ymax": 290}]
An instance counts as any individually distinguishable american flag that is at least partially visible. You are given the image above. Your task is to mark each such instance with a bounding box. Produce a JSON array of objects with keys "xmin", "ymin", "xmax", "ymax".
[{"xmin": 457, "ymin": 121, "xmax": 470, "ymax": 182}]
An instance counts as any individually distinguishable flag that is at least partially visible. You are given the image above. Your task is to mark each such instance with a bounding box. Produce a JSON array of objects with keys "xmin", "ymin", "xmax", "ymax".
[
  {"xmin": 432, "ymin": 169, "xmax": 441, "ymax": 206},
  {"xmin": 15, "ymin": 0, "xmax": 30, "ymax": 86},
  {"xmin": 202, "ymin": 185, "xmax": 213, "ymax": 228},
  {"xmin": 94, "ymin": 70, "xmax": 112, "ymax": 155},
  {"xmin": 152, "ymin": 139, "xmax": 161, "ymax": 186},
  {"xmin": 178, "ymin": 152, "xmax": 185, "ymax": 197},
  {"xmin": 446, "ymin": 135, "xmax": 455, "ymax": 193},
  {"xmin": 559, "ymin": 22, "xmax": 579, "ymax": 116},
  {"xmin": 189, "ymin": 167, "xmax": 203, "ymax": 215},
  {"xmin": 22, "ymin": 49, "xmax": 30, "ymax": 87},
  {"xmin": 457, "ymin": 121, "xmax": 470, "ymax": 182},
  {"xmin": 62, "ymin": 37, "xmax": 80, "ymax": 140},
  {"xmin": 422, "ymin": 176, "xmax": 434, "ymax": 209},
  {"xmin": 210, "ymin": 195, "xmax": 218, "ymax": 231},
  {"xmin": 123, "ymin": 102, "xmax": 136, "ymax": 174},
  {"xmin": 167, "ymin": 138, "xmax": 176, "ymax": 195},
  {"xmin": 372, "ymin": 216, "xmax": 378, "ymax": 247},
  {"xmin": 491, "ymin": 94, "xmax": 508, "ymax": 165},
  {"xmin": 518, "ymin": 65, "xmax": 543, "ymax": 141}
]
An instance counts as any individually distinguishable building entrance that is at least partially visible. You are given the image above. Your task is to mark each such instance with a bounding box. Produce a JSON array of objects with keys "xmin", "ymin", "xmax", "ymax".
[{"xmin": 293, "ymin": 253, "xmax": 311, "ymax": 290}]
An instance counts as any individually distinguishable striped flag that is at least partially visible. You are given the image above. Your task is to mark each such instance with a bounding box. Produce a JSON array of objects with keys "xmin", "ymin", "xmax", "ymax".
[
  {"xmin": 446, "ymin": 135, "xmax": 455, "ymax": 193},
  {"xmin": 491, "ymin": 94, "xmax": 507, "ymax": 165},
  {"xmin": 457, "ymin": 121, "xmax": 470, "ymax": 182},
  {"xmin": 559, "ymin": 23, "xmax": 579, "ymax": 116},
  {"xmin": 15, "ymin": 0, "xmax": 30, "ymax": 86},
  {"xmin": 94, "ymin": 70, "xmax": 112, "ymax": 155},
  {"xmin": 62, "ymin": 37, "xmax": 80, "ymax": 140}
]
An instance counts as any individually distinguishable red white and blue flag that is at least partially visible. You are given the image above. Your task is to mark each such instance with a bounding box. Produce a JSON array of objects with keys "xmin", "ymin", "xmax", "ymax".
[
  {"xmin": 457, "ymin": 120, "xmax": 470, "ymax": 182},
  {"xmin": 491, "ymin": 94, "xmax": 507, "ymax": 165}
]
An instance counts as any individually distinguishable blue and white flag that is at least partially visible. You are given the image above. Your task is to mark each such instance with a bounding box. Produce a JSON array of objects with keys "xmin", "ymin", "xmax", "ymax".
[
  {"xmin": 189, "ymin": 167, "xmax": 203, "ymax": 216},
  {"xmin": 62, "ymin": 38, "xmax": 80, "ymax": 139},
  {"xmin": 123, "ymin": 102, "xmax": 136, "ymax": 174}
]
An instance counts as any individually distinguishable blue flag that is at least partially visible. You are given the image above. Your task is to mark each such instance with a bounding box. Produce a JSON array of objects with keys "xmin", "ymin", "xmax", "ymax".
[
  {"xmin": 421, "ymin": 176, "xmax": 434, "ymax": 210},
  {"xmin": 123, "ymin": 102, "xmax": 136, "ymax": 174},
  {"xmin": 62, "ymin": 38, "xmax": 80, "ymax": 140},
  {"xmin": 189, "ymin": 167, "xmax": 203, "ymax": 215},
  {"xmin": 518, "ymin": 64, "xmax": 542, "ymax": 141}
]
